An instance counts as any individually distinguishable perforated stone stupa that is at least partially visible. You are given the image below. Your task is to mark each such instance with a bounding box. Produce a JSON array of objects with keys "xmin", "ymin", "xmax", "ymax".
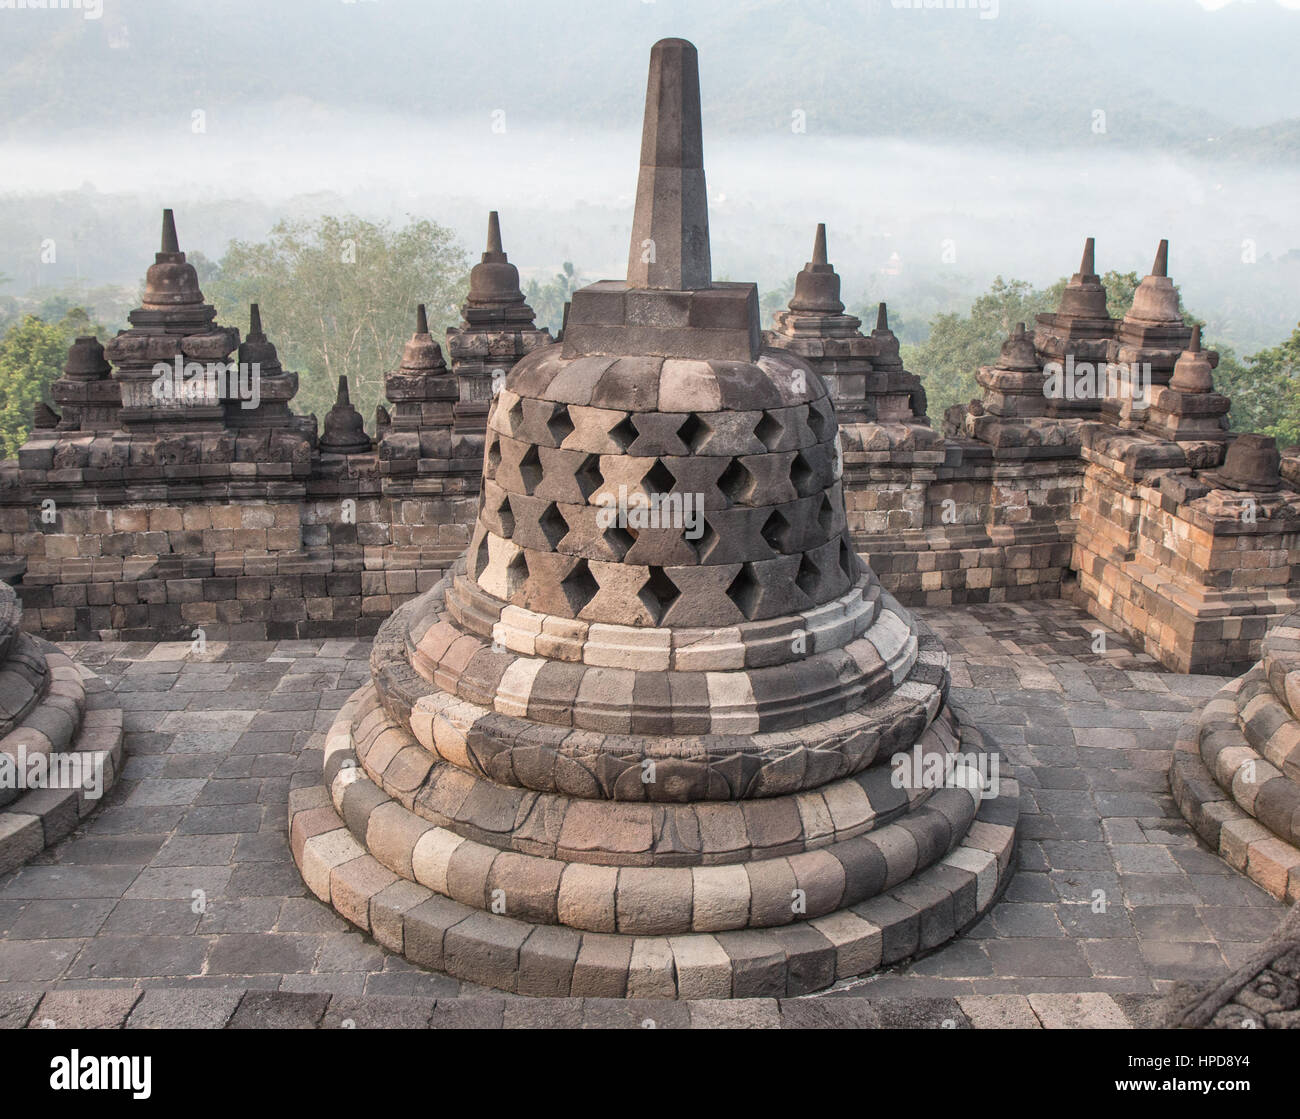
[{"xmin": 288, "ymin": 38, "xmax": 1018, "ymax": 998}]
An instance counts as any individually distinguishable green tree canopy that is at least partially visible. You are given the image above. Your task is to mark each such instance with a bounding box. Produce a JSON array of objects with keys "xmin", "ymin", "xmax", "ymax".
[
  {"xmin": 203, "ymin": 216, "xmax": 469, "ymax": 427},
  {"xmin": 524, "ymin": 262, "xmax": 581, "ymax": 338},
  {"xmin": 0, "ymin": 307, "xmax": 99, "ymax": 458},
  {"xmin": 1213, "ymin": 324, "xmax": 1300, "ymax": 446}
]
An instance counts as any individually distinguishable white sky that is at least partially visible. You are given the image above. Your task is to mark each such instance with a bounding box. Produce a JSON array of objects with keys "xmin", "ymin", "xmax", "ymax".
[{"xmin": 1196, "ymin": 0, "xmax": 1300, "ymax": 8}]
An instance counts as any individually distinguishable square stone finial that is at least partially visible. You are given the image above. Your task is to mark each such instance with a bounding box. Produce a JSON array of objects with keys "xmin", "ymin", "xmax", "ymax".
[{"xmin": 626, "ymin": 38, "xmax": 712, "ymax": 291}]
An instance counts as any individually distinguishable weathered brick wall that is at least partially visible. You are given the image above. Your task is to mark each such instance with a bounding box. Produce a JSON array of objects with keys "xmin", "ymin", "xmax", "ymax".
[
  {"xmin": 844, "ymin": 443, "xmax": 1084, "ymax": 607},
  {"xmin": 1071, "ymin": 453, "xmax": 1300, "ymax": 674},
  {"xmin": 2, "ymin": 488, "xmax": 475, "ymax": 642}
]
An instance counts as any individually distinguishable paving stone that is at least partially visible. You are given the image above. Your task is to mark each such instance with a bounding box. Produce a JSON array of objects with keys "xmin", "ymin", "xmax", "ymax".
[
  {"xmin": 0, "ymin": 992, "xmax": 40, "ymax": 1029},
  {"xmin": 1027, "ymin": 992, "xmax": 1132, "ymax": 1029},
  {"xmin": 227, "ymin": 990, "xmax": 331, "ymax": 1029},
  {"xmin": 320, "ymin": 994, "xmax": 434, "ymax": 1029},
  {"xmin": 127, "ymin": 988, "xmax": 244, "ymax": 1029},
  {"xmin": 31, "ymin": 988, "xmax": 142, "ymax": 1030},
  {"xmin": 955, "ymin": 994, "xmax": 1041, "ymax": 1029}
]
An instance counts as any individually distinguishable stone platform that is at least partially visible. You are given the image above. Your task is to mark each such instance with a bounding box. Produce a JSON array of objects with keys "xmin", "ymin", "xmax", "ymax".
[{"xmin": 0, "ymin": 600, "xmax": 1285, "ymax": 1025}]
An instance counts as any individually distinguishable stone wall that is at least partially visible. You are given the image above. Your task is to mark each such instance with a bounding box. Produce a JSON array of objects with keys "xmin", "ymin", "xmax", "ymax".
[
  {"xmin": 1071, "ymin": 430, "xmax": 1300, "ymax": 675},
  {"xmin": 843, "ymin": 441, "xmax": 1082, "ymax": 608},
  {"xmin": 0, "ymin": 482, "xmax": 472, "ymax": 643}
]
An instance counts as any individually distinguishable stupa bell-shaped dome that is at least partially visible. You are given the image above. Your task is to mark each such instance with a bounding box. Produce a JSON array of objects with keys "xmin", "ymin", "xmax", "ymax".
[
  {"xmin": 400, "ymin": 303, "xmax": 448, "ymax": 374},
  {"xmin": 788, "ymin": 223, "xmax": 844, "ymax": 314},
  {"xmin": 142, "ymin": 209, "xmax": 205, "ymax": 309},
  {"xmin": 461, "ymin": 212, "xmax": 537, "ymax": 329},
  {"xmin": 1057, "ymin": 237, "xmax": 1109, "ymax": 320},
  {"xmin": 63, "ymin": 335, "xmax": 111, "ymax": 381},
  {"xmin": 1128, "ymin": 239, "xmax": 1182, "ymax": 324},
  {"xmin": 237, "ymin": 304, "xmax": 283, "ymax": 376},
  {"xmin": 477, "ymin": 39, "xmax": 849, "ymax": 633},
  {"xmin": 1170, "ymin": 326, "xmax": 1215, "ymax": 393},
  {"xmin": 999, "ymin": 322, "xmax": 1040, "ymax": 372}
]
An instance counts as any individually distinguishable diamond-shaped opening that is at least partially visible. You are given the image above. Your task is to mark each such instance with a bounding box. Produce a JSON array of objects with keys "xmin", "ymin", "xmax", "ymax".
[
  {"xmin": 538, "ymin": 502, "xmax": 568, "ymax": 549},
  {"xmin": 839, "ymin": 537, "xmax": 859, "ymax": 581},
  {"xmin": 725, "ymin": 562, "xmax": 760, "ymax": 620},
  {"xmin": 796, "ymin": 552, "xmax": 821, "ymax": 599},
  {"xmin": 755, "ymin": 411, "xmax": 784, "ymax": 450},
  {"xmin": 790, "ymin": 450, "xmax": 815, "ymax": 497},
  {"xmin": 560, "ymin": 558, "xmax": 599, "ymax": 614},
  {"xmin": 638, "ymin": 566, "xmax": 680, "ymax": 624},
  {"xmin": 547, "ymin": 404, "xmax": 575, "ymax": 446},
  {"xmin": 718, "ymin": 458, "xmax": 756, "ymax": 505},
  {"xmin": 485, "ymin": 434, "xmax": 501, "ymax": 479},
  {"xmin": 608, "ymin": 414, "xmax": 638, "ymax": 451},
  {"xmin": 642, "ymin": 458, "xmax": 675, "ymax": 496},
  {"xmin": 760, "ymin": 508, "xmax": 793, "ymax": 554},
  {"xmin": 817, "ymin": 493, "xmax": 835, "ymax": 536},
  {"xmin": 806, "ymin": 399, "xmax": 834, "ymax": 442},
  {"xmin": 603, "ymin": 524, "xmax": 636, "ymax": 559},
  {"xmin": 517, "ymin": 444, "xmax": 543, "ymax": 495},
  {"xmin": 506, "ymin": 396, "xmax": 525, "ymax": 433},
  {"xmin": 575, "ymin": 454, "xmax": 604, "ymax": 501},
  {"xmin": 690, "ymin": 517, "xmax": 719, "ymax": 563},
  {"xmin": 472, "ymin": 533, "xmax": 491, "ymax": 580},
  {"xmin": 676, "ymin": 413, "xmax": 707, "ymax": 452},
  {"xmin": 504, "ymin": 549, "xmax": 529, "ymax": 599},
  {"xmin": 494, "ymin": 493, "xmax": 515, "ymax": 538}
]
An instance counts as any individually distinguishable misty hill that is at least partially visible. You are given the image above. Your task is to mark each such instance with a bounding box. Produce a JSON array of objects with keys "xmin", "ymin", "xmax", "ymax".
[{"xmin": 2, "ymin": 0, "xmax": 1299, "ymax": 157}]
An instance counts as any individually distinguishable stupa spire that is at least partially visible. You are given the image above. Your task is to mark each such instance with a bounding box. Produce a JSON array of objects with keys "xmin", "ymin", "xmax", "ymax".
[
  {"xmin": 812, "ymin": 222, "xmax": 828, "ymax": 266},
  {"xmin": 877, "ymin": 302, "xmax": 889, "ymax": 331},
  {"xmin": 485, "ymin": 211, "xmax": 504, "ymax": 258},
  {"xmin": 248, "ymin": 302, "xmax": 263, "ymax": 338},
  {"xmin": 1080, "ymin": 236, "xmax": 1095, "ymax": 276},
  {"xmin": 626, "ymin": 38, "xmax": 711, "ymax": 290},
  {"xmin": 1153, "ymin": 238, "xmax": 1169, "ymax": 278},
  {"xmin": 161, "ymin": 208, "xmax": 179, "ymax": 254},
  {"xmin": 416, "ymin": 303, "xmax": 429, "ymax": 335}
]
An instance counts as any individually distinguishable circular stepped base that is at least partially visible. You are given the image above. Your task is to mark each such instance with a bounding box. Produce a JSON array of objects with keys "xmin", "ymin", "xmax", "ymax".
[
  {"xmin": 1171, "ymin": 720, "xmax": 1300, "ymax": 904},
  {"xmin": 289, "ymin": 685, "xmax": 1018, "ymax": 998},
  {"xmin": 0, "ymin": 639, "xmax": 125, "ymax": 877}
]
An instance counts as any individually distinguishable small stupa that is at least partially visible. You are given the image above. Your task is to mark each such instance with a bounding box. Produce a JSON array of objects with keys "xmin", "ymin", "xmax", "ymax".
[
  {"xmin": 1103, "ymin": 239, "xmax": 1194, "ymax": 428},
  {"xmin": 104, "ymin": 209, "xmax": 238, "ymax": 430},
  {"xmin": 767, "ymin": 226, "xmax": 928, "ymax": 430},
  {"xmin": 50, "ymin": 333, "xmax": 119, "ymax": 431},
  {"xmin": 445, "ymin": 213, "xmax": 552, "ymax": 440},
  {"xmin": 317, "ymin": 375, "xmax": 372, "ymax": 455},
  {"xmin": 1035, "ymin": 237, "xmax": 1117, "ymax": 419}
]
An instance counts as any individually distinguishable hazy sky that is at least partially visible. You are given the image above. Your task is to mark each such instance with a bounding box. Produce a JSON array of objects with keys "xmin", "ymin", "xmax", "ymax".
[{"xmin": 2, "ymin": 0, "xmax": 1297, "ymax": 351}]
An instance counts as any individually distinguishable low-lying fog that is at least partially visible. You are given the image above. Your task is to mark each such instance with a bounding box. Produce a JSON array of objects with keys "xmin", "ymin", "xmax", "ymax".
[{"xmin": 3, "ymin": 109, "xmax": 1298, "ymax": 350}]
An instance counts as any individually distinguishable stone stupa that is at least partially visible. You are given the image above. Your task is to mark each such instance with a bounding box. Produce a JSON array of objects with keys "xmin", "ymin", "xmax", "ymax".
[{"xmin": 289, "ymin": 38, "xmax": 1018, "ymax": 998}]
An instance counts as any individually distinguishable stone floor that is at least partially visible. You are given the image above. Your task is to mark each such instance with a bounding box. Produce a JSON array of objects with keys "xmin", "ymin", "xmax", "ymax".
[{"xmin": 0, "ymin": 598, "xmax": 1286, "ymax": 1026}]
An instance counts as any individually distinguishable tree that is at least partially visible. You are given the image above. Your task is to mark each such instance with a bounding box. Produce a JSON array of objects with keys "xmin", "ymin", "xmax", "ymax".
[
  {"xmin": 524, "ymin": 262, "xmax": 581, "ymax": 337},
  {"xmin": 1214, "ymin": 324, "xmax": 1300, "ymax": 445},
  {"xmin": 906, "ymin": 277, "xmax": 1055, "ymax": 420},
  {"xmin": 909, "ymin": 271, "xmax": 1153, "ymax": 420},
  {"xmin": 203, "ymin": 216, "xmax": 469, "ymax": 427},
  {"xmin": 0, "ymin": 308, "xmax": 100, "ymax": 458}
]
